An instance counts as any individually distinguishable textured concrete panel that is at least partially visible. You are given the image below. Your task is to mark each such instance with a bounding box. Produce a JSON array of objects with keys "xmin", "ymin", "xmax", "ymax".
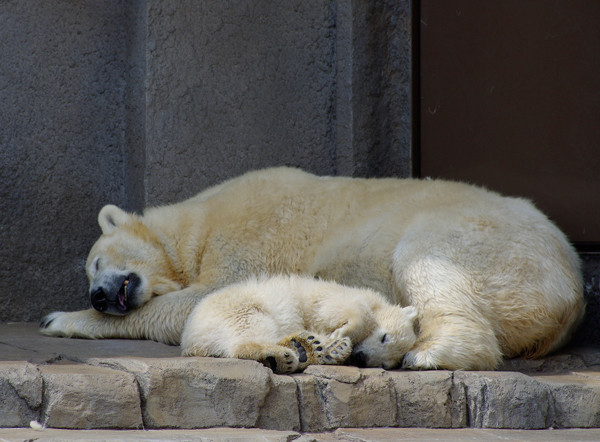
[
  {"xmin": 144, "ymin": 0, "xmax": 338, "ymax": 205},
  {"xmin": 335, "ymin": 0, "xmax": 413, "ymax": 178},
  {"xmin": 0, "ymin": 1, "xmax": 129, "ymax": 321}
]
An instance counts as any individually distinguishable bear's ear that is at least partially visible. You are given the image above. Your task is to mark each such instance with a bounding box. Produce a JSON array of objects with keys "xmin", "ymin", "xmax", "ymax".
[
  {"xmin": 98, "ymin": 205, "xmax": 131, "ymax": 234},
  {"xmin": 402, "ymin": 306, "xmax": 418, "ymax": 322}
]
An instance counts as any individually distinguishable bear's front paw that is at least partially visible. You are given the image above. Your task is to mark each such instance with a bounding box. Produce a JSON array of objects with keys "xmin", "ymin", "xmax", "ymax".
[
  {"xmin": 39, "ymin": 311, "xmax": 68, "ymax": 335},
  {"xmin": 39, "ymin": 310, "xmax": 97, "ymax": 339}
]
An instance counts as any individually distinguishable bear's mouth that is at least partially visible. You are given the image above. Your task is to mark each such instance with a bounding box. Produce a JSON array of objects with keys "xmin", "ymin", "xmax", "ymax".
[
  {"xmin": 117, "ymin": 278, "xmax": 129, "ymax": 311},
  {"xmin": 116, "ymin": 273, "xmax": 140, "ymax": 312}
]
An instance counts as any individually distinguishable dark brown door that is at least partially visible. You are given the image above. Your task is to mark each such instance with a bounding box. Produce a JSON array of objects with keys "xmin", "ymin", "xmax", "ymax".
[{"xmin": 419, "ymin": 0, "xmax": 600, "ymax": 245}]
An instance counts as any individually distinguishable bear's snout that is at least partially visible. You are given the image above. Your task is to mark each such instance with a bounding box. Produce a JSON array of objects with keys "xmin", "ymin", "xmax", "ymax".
[
  {"xmin": 349, "ymin": 350, "xmax": 367, "ymax": 368},
  {"xmin": 89, "ymin": 272, "xmax": 139, "ymax": 315}
]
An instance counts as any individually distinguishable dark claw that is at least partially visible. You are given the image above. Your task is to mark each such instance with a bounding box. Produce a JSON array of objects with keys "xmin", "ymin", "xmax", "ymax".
[{"xmin": 40, "ymin": 316, "xmax": 54, "ymax": 328}]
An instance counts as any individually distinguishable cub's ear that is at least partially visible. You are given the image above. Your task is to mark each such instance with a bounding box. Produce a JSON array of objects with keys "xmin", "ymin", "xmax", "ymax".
[
  {"xmin": 98, "ymin": 205, "xmax": 131, "ymax": 234},
  {"xmin": 402, "ymin": 306, "xmax": 418, "ymax": 322}
]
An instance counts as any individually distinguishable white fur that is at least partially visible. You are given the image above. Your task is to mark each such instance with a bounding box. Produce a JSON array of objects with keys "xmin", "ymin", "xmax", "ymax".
[
  {"xmin": 180, "ymin": 274, "xmax": 418, "ymax": 370},
  {"xmin": 40, "ymin": 167, "xmax": 585, "ymax": 370}
]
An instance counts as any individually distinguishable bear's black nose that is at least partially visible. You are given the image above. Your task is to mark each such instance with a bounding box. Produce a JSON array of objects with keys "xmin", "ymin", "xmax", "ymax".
[{"xmin": 91, "ymin": 288, "xmax": 108, "ymax": 312}]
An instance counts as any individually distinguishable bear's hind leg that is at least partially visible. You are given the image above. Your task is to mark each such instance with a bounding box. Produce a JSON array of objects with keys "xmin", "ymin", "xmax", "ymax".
[{"xmin": 402, "ymin": 313, "xmax": 502, "ymax": 371}]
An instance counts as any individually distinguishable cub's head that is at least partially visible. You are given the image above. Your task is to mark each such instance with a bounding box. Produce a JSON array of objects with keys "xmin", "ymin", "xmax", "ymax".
[
  {"xmin": 85, "ymin": 205, "xmax": 182, "ymax": 315},
  {"xmin": 351, "ymin": 305, "xmax": 418, "ymax": 369}
]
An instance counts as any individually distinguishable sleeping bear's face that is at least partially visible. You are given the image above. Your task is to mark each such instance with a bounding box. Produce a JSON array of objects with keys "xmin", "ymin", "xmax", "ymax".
[
  {"xmin": 351, "ymin": 305, "xmax": 418, "ymax": 369},
  {"xmin": 85, "ymin": 205, "xmax": 182, "ymax": 315}
]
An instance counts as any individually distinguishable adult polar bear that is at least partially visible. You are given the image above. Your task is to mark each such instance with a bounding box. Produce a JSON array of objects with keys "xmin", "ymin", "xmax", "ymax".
[{"xmin": 40, "ymin": 167, "xmax": 584, "ymax": 370}]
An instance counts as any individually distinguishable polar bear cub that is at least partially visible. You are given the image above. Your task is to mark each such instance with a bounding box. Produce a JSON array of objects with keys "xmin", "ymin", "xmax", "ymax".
[{"xmin": 181, "ymin": 275, "xmax": 418, "ymax": 373}]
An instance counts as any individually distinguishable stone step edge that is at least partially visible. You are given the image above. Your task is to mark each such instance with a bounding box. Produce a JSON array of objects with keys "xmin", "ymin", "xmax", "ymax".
[{"xmin": 1, "ymin": 358, "xmax": 599, "ymax": 432}]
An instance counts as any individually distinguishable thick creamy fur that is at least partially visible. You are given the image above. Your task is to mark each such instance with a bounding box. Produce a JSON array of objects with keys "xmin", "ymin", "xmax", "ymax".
[
  {"xmin": 40, "ymin": 167, "xmax": 585, "ymax": 370},
  {"xmin": 181, "ymin": 274, "xmax": 418, "ymax": 371}
]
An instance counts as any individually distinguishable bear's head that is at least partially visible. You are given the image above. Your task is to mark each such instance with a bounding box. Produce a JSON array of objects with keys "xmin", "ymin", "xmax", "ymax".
[
  {"xmin": 351, "ymin": 305, "xmax": 418, "ymax": 369},
  {"xmin": 85, "ymin": 205, "xmax": 183, "ymax": 315}
]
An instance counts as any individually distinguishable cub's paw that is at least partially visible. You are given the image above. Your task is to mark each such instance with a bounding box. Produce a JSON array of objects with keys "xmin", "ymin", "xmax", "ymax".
[
  {"xmin": 279, "ymin": 331, "xmax": 352, "ymax": 371},
  {"xmin": 401, "ymin": 349, "xmax": 439, "ymax": 370},
  {"xmin": 321, "ymin": 336, "xmax": 352, "ymax": 365},
  {"xmin": 260, "ymin": 346, "xmax": 299, "ymax": 374}
]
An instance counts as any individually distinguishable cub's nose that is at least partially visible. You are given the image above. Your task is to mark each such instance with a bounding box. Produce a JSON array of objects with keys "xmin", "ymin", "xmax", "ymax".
[
  {"xmin": 90, "ymin": 287, "xmax": 108, "ymax": 312},
  {"xmin": 350, "ymin": 350, "xmax": 367, "ymax": 368}
]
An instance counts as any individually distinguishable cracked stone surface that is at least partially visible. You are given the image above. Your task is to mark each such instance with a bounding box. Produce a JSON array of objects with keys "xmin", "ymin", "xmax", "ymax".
[{"xmin": 1, "ymin": 323, "xmax": 599, "ymax": 431}]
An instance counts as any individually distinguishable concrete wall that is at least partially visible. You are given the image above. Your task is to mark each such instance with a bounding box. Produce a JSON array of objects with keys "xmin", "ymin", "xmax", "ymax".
[
  {"xmin": 1, "ymin": 1, "xmax": 129, "ymax": 321},
  {"xmin": 0, "ymin": 0, "xmax": 413, "ymax": 322}
]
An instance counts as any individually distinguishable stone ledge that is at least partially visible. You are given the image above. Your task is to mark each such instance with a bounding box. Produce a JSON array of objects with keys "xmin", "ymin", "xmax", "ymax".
[
  {"xmin": 39, "ymin": 363, "xmax": 142, "ymax": 429},
  {"xmin": 1, "ymin": 323, "xmax": 599, "ymax": 431},
  {"xmin": 4, "ymin": 427, "xmax": 600, "ymax": 441}
]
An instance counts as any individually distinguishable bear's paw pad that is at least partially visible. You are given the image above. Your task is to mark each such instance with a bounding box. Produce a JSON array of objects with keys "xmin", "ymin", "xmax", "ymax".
[
  {"xmin": 281, "ymin": 331, "xmax": 352, "ymax": 370},
  {"xmin": 321, "ymin": 336, "xmax": 352, "ymax": 365},
  {"xmin": 260, "ymin": 347, "xmax": 299, "ymax": 374}
]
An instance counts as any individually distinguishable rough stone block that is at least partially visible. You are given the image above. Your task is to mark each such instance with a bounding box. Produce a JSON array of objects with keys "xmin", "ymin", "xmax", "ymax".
[
  {"xmin": 535, "ymin": 370, "xmax": 600, "ymax": 428},
  {"xmin": 0, "ymin": 362, "xmax": 42, "ymax": 427},
  {"xmin": 390, "ymin": 370, "xmax": 466, "ymax": 428},
  {"xmin": 455, "ymin": 371, "xmax": 551, "ymax": 429},
  {"xmin": 296, "ymin": 366, "xmax": 396, "ymax": 432},
  {"xmin": 294, "ymin": 372, "xmax": 328, "ymax": 432},
  {"xmin": 257, "ymin": 373, "xmax": 300, "ymax": 431},
  {"xmin": 91, "ymin": 357, "xmax": 271, "ymax": 429},
  {"xmin": 39, "ymin": 363, "xmax": 142, "ymax": 429},
  {"xmin": 304, "ymin": 365, "xmax": 362, "ymax": 384}
]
